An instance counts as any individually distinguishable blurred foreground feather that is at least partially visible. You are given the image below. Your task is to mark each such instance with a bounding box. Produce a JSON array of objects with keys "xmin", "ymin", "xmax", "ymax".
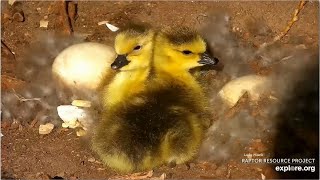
[
  {"xmin": 2, "ymin": 33, "xmax": 84, "ymax": 125},
  {"xmin": 197, "ymin": 10, "xmax": 318, "ymax": 167}
]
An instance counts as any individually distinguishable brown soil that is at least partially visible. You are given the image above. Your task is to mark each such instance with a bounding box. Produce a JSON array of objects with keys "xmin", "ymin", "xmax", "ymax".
[{"xmin": 1, "ymin": 1, "xmax": 318, "ymax": 179}]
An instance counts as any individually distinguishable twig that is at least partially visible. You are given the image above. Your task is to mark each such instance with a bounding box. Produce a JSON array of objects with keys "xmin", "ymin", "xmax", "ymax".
[
  {"xmin": 226, "ymin": 165, "xmax": 232, "ymax": 179},
  {"xmin": 258, "ymin": 0, "xmax": 308, "ymax": 51},
  {"xmin": 58, "ymin": 0, "xmax": 78, "ymax": 35},
  {"xmin": 110, "ymin": 170, "xmax": 154, "ymax": 180},
  {"xmin": 276, "ymin": 55, "xmax": 294, "ymax": 64},
  {"xmin": 1, "ymin": 40, "xmax": 16, "ymax": 61},
  {"xmin": 68, "ymin": 1, "xmax": 78, "ymax": 31},
  {"xmin": 57, "ymin": 0, "xmax": 72, "ymax": 35},
  {"xmin": 11, "ymin": 88, "xmax": 41, "ymax": 102},
  {"xmin": 273, "ymin": 0, "xmax": 307, "ymax": 42}
]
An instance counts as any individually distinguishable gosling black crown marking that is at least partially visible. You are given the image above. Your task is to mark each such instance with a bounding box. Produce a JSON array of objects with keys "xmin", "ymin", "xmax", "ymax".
[
  {"xmin": 120, "ymin": 23, "xmax": 151, "ymax": 37},
  {"xmin": 165, "ymin": 27, "xmax": 198, "ymax": 45}
]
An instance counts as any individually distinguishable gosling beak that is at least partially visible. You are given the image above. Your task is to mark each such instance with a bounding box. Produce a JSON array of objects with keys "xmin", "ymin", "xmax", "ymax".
[
  {"xmin": 111, "ymin": 55, "xmax": 130, "ymax": 70},
  {"xmin": 198, "ymin": 52, "xmax": 219, "ymax": 65}
]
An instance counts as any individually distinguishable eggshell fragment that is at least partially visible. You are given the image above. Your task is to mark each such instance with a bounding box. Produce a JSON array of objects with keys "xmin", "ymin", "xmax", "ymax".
[
  {"xmin": 8, "ymin": 0, "xmax": 16, "ymax": 5},
  {"xmin": 106, "ymin": 23, "xmax": 119, "ymax": 32},
  {"xmin": 218, "ymin": 75, "xmax": 270, "ymax": 107},
  {"xmin": 52, "ymin": 42, "xmax": 116, "ymax": 92},
  {"xmin": 76, "ymin": 129, "xmax": 87, "ymax": 137},
  {"xmin": 39, "ymin": 123, "xmax": 54, "ymax": 135},
  {"xmin": 57, "ymin": 105, "xmax": 85, "ymax": 128},
  {"xmin": 72, "ymin": 100, "xmax": 92, "ymax": 108},
  {"xmin": 39, "ymin": 20, "xmax": 49, "ymax": 28},
  {"xmin": 57, "ymin": 105, "xmax": 94, "ymax": 131}
]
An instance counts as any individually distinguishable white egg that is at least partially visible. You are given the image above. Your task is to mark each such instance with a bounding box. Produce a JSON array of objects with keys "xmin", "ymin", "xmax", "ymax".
[
  {"xmin": 52, "ymin": 42, "xmax": 116, "ymax": 94},
  {"xmin": 218, "ymin": 75, "xmax": 270, "ymax": 107}
]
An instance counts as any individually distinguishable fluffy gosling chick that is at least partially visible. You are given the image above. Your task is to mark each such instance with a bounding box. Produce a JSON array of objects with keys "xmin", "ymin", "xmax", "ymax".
[
  {"xmin": 92, "ymin": 27, "xmax": 218, "ymax": 173},
  {"xmin": 149, "ymin": 27, "xmax": 219, "ymax": 164},
  {"xmin": 153, "ymin": 27, "xmax": 218, "ymax": 93},
  {"xmin": 101, "ymin": 25, "xmax": 155, "ymax": 108}
]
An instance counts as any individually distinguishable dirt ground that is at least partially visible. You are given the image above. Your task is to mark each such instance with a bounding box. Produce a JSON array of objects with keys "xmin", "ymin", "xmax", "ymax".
[{"xmin": 1, "ymin": 1, "xmax": 319, "ymax": 179}]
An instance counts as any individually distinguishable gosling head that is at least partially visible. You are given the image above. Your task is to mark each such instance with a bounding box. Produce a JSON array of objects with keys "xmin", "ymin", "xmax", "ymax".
[
  {"xmin": 111, "ymin": 24, "xmax": 155, "ymax": 71},
  {"xmin": 156, "ymin": 27, "xmax": 219, "ymax": 70}
]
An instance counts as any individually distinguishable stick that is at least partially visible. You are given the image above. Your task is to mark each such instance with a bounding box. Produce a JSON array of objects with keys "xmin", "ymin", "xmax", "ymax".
[
  {"xmin": 1, "ymin": 40, "xmax": 16, "ymax": 61},
  {"xmin": 58, "ymin": 0, "xmax": 73, "ymax": 35},
  {"xmin": 259, "ymin": 0, "xmax": 308, "ymax": 50},
  {"xmin": 11, "ymin": 88, "xmax": 41, "ymax": 102},
  {"xmin": 273, "ymin": 0, "xmax": 307, "ymax": 42}
]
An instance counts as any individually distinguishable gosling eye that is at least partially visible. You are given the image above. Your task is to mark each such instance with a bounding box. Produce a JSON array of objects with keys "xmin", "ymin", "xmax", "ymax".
[
  {"xmin": 133, "ymin": 45, "xmax": 142, "ymax": 51},
  {"xmin": 182, "ymin": 50, "xmax": 192, "ymax": 55}
]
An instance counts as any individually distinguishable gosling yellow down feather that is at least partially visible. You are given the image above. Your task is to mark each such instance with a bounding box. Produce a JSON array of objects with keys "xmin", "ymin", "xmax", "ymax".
[
  {"xmin": 101, "ymin": 25, "xmax": 155, "ymax": 108},
  {"xmin": 92, "ymin": 26, "xmax": 218, "ymax": 173},
  {"xmin": 92, "ymin": 24, "xmax": 156, "ymax": 173}
]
